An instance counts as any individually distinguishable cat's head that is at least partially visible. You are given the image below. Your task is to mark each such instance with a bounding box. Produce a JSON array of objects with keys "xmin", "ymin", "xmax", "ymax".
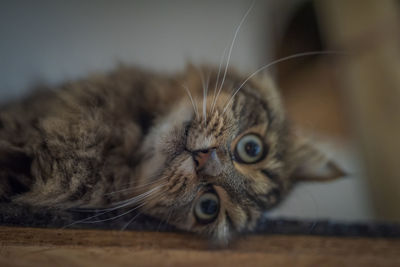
[{"xmin": 137, "ymin": 65, "xmax": 343, "ymax": 243}]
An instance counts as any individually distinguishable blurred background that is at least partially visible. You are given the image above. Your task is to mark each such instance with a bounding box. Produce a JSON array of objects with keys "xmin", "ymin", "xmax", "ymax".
[{"xmin": 0, "ymin": 0, "xmax": 399, "ymax": 223}]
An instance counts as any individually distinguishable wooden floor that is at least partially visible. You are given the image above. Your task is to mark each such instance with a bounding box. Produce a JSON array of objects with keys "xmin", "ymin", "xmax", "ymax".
[{"xmin": 0, "ymin": 227, "xmax": 399, "ymax": 267}]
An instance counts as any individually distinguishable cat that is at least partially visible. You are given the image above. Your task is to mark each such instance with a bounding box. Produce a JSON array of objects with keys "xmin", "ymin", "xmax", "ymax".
[{"xmin": 0, "ymin": 62, "xmax": 344, "ymax": 242}]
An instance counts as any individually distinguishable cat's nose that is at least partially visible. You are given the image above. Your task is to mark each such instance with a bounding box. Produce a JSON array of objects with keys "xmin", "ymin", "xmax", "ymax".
[
  {"xmin": 192, "ymin": 148, "xmax": 222, "ymax": 177},
  {"xmin": 192, "ymin": 149, "xmax": 213, "ymax": 171}
]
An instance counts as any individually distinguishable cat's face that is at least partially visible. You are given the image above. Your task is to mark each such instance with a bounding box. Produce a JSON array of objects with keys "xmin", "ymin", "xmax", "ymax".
[{"xmin": 136, "ymin": 66, "xmax": 341, "ymax": 242}]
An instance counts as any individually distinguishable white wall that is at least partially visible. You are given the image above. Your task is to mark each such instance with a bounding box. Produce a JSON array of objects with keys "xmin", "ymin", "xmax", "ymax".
[{"xmin": 0, "ymin": 0, "xmax": 277, "ymax": 100}]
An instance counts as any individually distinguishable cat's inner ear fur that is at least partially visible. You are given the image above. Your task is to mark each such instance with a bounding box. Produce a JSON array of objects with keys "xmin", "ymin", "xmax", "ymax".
[{"xmin": 289, "ymin": 134, "xmax": 346, "ymax": 182}]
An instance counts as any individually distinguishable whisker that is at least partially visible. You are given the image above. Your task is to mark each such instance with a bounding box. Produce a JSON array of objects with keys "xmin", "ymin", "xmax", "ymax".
[
  {"xmin": 205, "ymin": 74, "xmax": 210, "ymax": 125},
  {"xmin": 63, "ymin": 184, "xmax": 166, "ymax": 228},
  {"xmin": 211, "ymin": 44, "xmax": 228, "ymax": 114},
  {"xmin": 105, "ymin": 176, "xmax": 168, "ymax": 196},
  {"xmin": 182, "ymin": 84, "xmax": 199, "ymax": 120},
  {"xmin": 200, "ymin": 71, "xmax": 210, "ymax": 125},
  {"xmin": 198, "ymin": 69, "xmax": 207, "ymax": 125},
  {"xmin": 87, "ymin": 188, "xmax": 153, "ymax": 212},
  {"xmin": 106, "ymin": 184, "xmax": 166, "ymax": 210},
  {"xmin": 120, "ymin": 211, "xmax": 143, "ymax": 231},
  {"xmin": 82, "ymin": 201, "xmax": 148, "ymax": 224},
  {"xmin": 222, "ymin": 50, "xmax": 345, "ymax": 114},
  {"xmin": 105, "ymin": 187, "xmax": 143, "ymax": 196},
  {"xmin": 157, "ymin": 208, "xmax": 173, "ymax": 232},
  {"xmin": 214, "ymin": 1, "xmax": 254, "ymax": 111}
]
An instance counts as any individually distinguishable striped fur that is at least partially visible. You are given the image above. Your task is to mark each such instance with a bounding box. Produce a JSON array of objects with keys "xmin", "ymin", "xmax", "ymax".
[{"xmin": 0, "ymin": 65, "xmax": 342, "ymax": 242}]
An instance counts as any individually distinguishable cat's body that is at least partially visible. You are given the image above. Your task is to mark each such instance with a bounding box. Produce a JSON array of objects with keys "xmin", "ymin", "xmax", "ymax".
[
  {"xmin": 0, "ymin": 66, "xmax": 182, "ymax": 206},
  {"xmin": 0, "ymin": 64, "xmax": 342, "ymax": 242}
]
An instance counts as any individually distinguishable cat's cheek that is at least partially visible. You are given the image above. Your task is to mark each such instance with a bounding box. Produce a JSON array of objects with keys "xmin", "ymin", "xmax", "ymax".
[
  {"xmin": 137, "ymin": 131, "xmax": 171, "ymax": 185},
  {"xmin": 179, "ymin": 215, "xmax": 198, "ymax": 232},
  {"xmin": 142, "ymin": 155, "xmax": 166, "ymax": 181}
]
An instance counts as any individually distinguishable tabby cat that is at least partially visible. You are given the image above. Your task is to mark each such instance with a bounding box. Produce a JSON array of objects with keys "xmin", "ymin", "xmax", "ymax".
[{"xmin": 0, "ymin": 64, "xmax": 343, "ymax": 242}]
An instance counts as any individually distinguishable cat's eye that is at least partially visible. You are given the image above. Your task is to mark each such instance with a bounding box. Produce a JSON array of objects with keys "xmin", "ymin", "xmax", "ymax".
[
  {"xmin": 194, "ymin": 192, "xmax": 219, "ymax": 223},
  {"xmin": 235, "ymin": 134, "xmax": 265, "ymax": 163}
]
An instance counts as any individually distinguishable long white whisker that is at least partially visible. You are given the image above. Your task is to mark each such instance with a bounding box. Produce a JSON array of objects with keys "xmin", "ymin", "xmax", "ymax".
[
  {"xmin": 120, "ymin": 211, "xmax": 143, "ymax": 231},
  {"xmin": 105, "ymin": 176, "xmax": 168, "ymax": 196},
  {"xmin": 83, "ymin": 201, "xmax": 148, "ymax": 224},
  {"xmin": 108, "ymin": 184, "xmax": 165, "ymax": 209},
  {"xmin": 157, "ymin": 208, "xmax": 173, "ymax": 232},
  {"xmin": 63, "ymin": 184, "xmax": 165, "ymax": 228},
  {"xmin": 215, "ymin": 1, "xmax": 254, "ymax": 111},
  {"xmin": 198, "ymin": 69, "xmax": 208, "ymax": 125},
  {"xmin": 182, "ymin": 84, "xmax": 199, "ymax": 120},
  {"xmin": 202, "ymin": 73, "xmax": 210, "ymax": 125},
  {"xmin": 222, "ymin": 50, "xmax": 344, "ymax": 114},
  {"xmin": 211, "ymin": 44, "xmax": 228, "ymax": 114}
]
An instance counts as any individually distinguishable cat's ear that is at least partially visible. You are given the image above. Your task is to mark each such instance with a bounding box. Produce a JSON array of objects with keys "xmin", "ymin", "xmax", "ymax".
[{"xmin": 289, "ymin": 135, "xmax": 346, "ymax": 182}]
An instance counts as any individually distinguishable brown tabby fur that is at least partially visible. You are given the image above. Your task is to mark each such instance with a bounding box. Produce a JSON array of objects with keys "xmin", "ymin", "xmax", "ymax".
[{"xmin": 0, "ymin": 65, "xmax": 343, "ymax": 242}]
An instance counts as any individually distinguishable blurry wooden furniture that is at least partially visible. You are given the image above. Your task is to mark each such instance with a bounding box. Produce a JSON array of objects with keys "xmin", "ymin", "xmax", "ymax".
[{"xmin": 317, "ymin": 0, "xmax": 400, "ymax": 221}]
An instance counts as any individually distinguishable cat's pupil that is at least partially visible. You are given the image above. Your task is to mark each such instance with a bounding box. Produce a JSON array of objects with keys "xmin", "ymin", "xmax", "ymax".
[
  {"xmin": 245, "ymin": 141, "xmax": 261, "ymax": 157},
  {"xmin": 201, "ymin": 199, "xmax": 218, "ymax": 215}
]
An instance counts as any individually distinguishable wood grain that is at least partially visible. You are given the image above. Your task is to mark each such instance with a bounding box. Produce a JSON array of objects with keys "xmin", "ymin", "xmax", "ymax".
[{"xmin": 0, "ymin": 227, "xmax": 399, "ymax": 267}]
